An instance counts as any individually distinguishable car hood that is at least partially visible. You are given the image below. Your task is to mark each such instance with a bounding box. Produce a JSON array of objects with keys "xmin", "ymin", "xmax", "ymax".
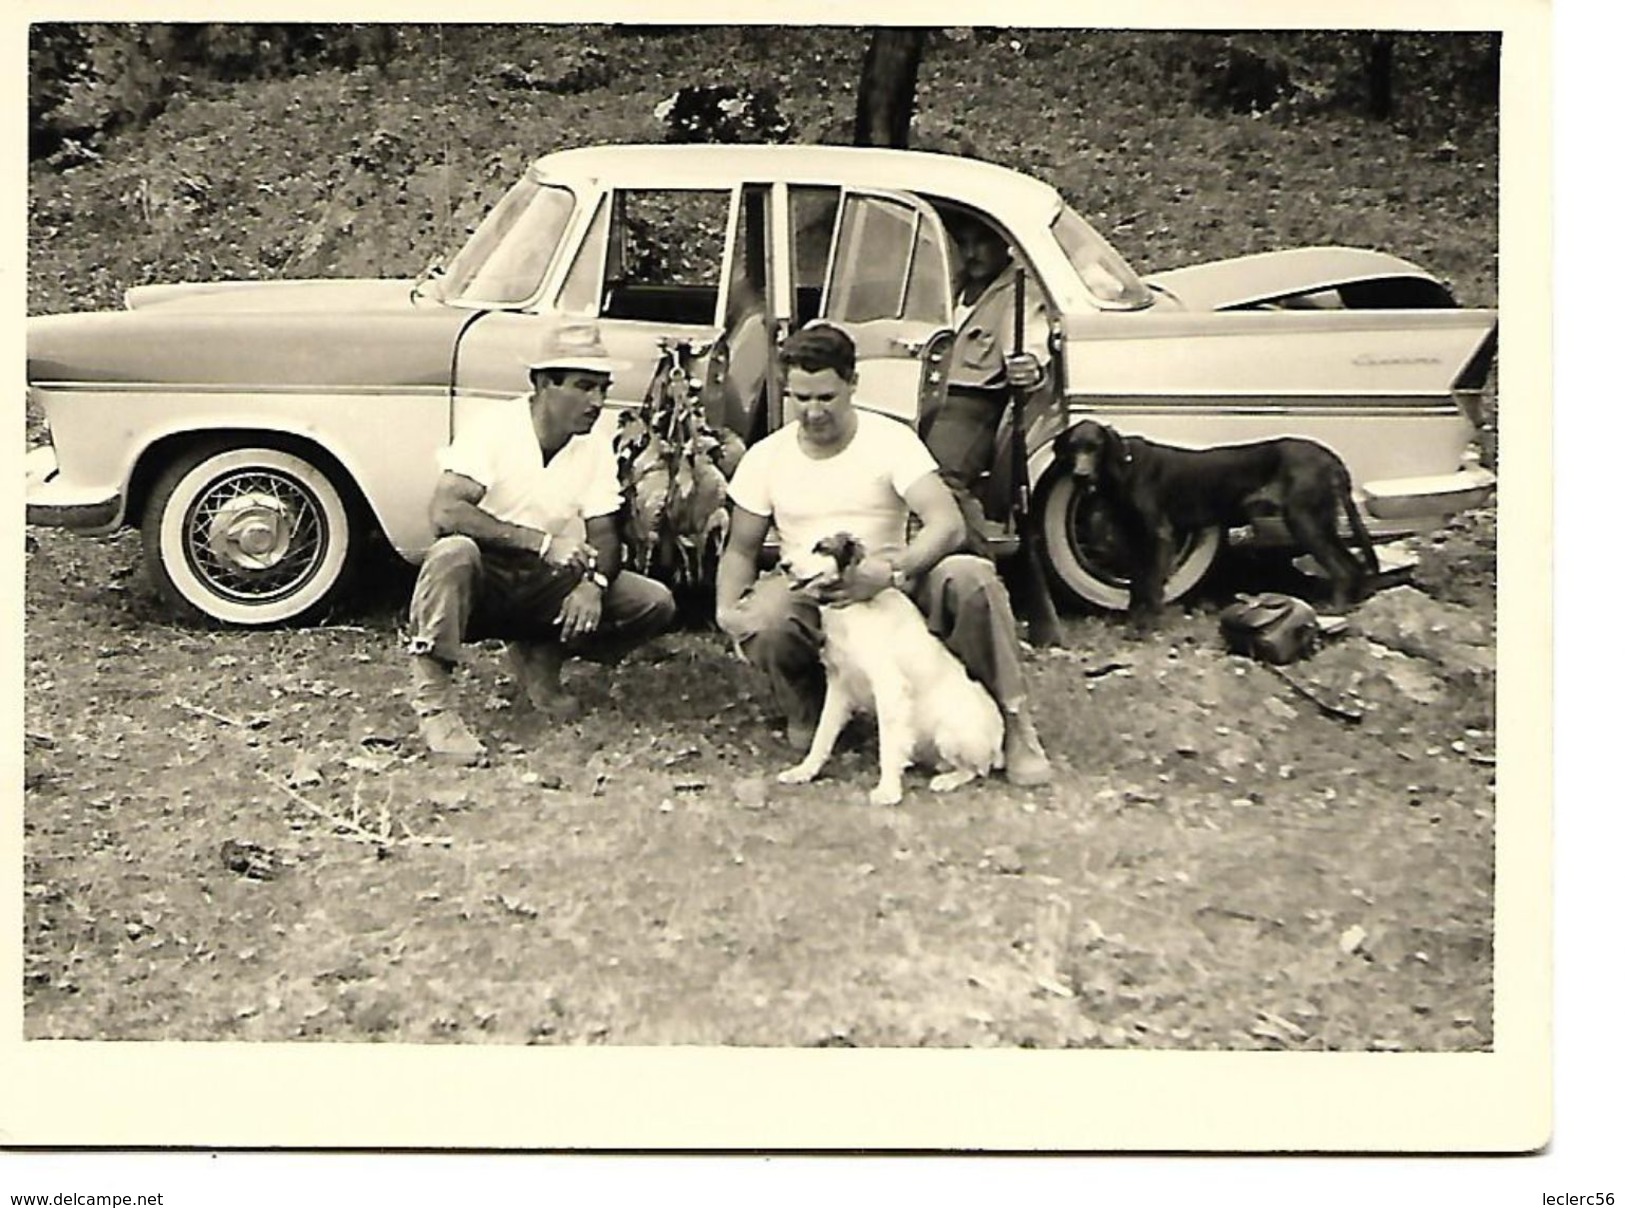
[
  {"xmin": 1142, "ymin": 247, "xmax": 1451, "ymax": 311},
  {"xmin": 123, "ymin": 277, "xmax": 419, "ymax": 313},
  {"xmin": 29, "ymin": 294, "xmax": 476, "ymax": 388}
]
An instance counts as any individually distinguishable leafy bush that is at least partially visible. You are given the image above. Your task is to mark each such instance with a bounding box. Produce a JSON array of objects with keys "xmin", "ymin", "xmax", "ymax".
[
  {"xmin": 1191, "ymin": 39, "xmax": 1298, "ymax": 115},
  {"xmin": 28, "ymin": 23, "xmax": 401, "ymax": 162},
  {"xmin": 1165, "ymin": 31, "xmax": 1499, "ymax": 135},
  {"xmin": 496, "ymin": 47, "xmax": 613, "ymax": 95},
  {"xmin": 654, "ymin": 84, "xmax": 792, "ymax": 144}
]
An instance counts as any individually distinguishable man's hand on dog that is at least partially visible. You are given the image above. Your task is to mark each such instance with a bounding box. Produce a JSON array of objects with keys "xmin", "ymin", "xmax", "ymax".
[
  {"xmin": 716, "ymin": 603, "xmax": 752, "ymax": 642},
  {"xmin": 815, "ymin": 556, "xmax": 893, "ymax": 608}
]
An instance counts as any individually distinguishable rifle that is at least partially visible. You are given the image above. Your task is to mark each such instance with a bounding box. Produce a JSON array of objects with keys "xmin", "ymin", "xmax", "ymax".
[{"xmin": 1009, "ymin": 268, "xmax": 1065, "ymax": 648}]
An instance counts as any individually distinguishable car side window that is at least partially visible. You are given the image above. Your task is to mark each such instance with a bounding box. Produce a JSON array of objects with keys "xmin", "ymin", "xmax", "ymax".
[
  {"xmin": 825, "ymin": 194, "xmax": 950, "ymax": 325},
  {"xmin": 598, "ymin": 188, "xmax": 731, "ymax": 326},
  {"xmin": 788, "ymin": 185, "xmax": 839, "ymax": 327}
]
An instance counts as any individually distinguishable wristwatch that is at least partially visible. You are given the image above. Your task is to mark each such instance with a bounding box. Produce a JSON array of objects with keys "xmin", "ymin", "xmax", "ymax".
[
  {"xmin": 889, "ymin": 564, "xmax": 911, "ymax": 592},
  {"xmin": 586, "ymin": 570, "xmax": 610, "ymax": 591}
]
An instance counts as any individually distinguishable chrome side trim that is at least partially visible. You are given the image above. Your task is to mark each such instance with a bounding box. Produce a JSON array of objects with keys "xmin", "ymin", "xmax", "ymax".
[
  {"xmin": 1063, "ymin": 394, "xmax": 1461, "ymax": 416},
  {"xmin": 32, "ymin": 381, "xmax": 452, "ymax": 397}
]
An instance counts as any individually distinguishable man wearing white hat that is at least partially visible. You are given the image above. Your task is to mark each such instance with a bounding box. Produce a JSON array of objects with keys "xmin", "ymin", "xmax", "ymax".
[{"xmin": 405, "ymin": 321, "xmax": 676, "ymax": 764}]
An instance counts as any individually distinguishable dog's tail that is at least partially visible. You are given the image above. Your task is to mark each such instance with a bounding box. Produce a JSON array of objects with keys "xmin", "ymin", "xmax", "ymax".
[{"xmin": 1338, "ymin": 465, "xmax": 1381, "ymax": 576}]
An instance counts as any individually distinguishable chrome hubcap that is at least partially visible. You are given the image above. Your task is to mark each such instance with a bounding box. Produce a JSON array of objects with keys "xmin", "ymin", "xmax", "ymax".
[
  {"xmin": 207, "ymin": 493, "xmax": 295, "ymax": 569},
  {"xmin": 184, "ymin": 470, "xmax": 328, "ymax": 602}
]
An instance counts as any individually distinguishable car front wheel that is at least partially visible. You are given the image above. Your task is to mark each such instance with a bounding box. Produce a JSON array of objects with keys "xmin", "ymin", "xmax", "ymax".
[
  {"xmin": 1038, "ymin": 473, "xmax": 1221, "ymax": 611},
  {"xmin": 141, "ymin": 444, "xmax": 354, "ymax": 626}
]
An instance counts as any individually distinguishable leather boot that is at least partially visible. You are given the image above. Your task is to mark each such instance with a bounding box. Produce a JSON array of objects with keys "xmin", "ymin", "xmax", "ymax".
[
  {"xmin": 505, "ymin": 642, "xmax": 582, "ymax": 720},
  {"xmin": 410, "ymin": 655, "xmax": 487, "ymax": 765},
  {"xmin": 1002, "ymin": 705, "xmax": 1053, "ymax": 787}
]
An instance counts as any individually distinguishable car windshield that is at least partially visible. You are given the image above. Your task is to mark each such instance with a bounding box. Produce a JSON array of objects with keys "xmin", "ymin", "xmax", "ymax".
[
  {"xmin": 438, "ymin": 177, "xmax": 576, "ymax": 307},
  {"xmin": 1051, "ymin": 204, "xmax": 1152, "ymax": 311}
]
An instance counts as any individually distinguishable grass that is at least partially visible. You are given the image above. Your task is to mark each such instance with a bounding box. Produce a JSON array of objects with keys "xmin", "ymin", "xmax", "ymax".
[{"xmin": 24, "ymin": 26, "xmax": 1498, "ymax": 1049}]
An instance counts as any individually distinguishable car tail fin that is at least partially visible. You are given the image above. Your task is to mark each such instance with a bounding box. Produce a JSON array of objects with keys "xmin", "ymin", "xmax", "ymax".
[{"xmin": 1451, "ymin": 322, "xmax": 1497, "ymax": 430}]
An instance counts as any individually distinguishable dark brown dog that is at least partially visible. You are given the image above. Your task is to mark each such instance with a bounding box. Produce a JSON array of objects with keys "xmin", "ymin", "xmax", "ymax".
[{"xmin": 1052, "ymin": 420, "xmax": 1379, "ymax": 619}]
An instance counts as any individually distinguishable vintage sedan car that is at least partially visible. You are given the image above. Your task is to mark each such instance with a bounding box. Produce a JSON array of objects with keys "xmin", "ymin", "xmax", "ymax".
[{"xmin": 26, "ymin": 143, "xmax": 1497, "ymax": 625}]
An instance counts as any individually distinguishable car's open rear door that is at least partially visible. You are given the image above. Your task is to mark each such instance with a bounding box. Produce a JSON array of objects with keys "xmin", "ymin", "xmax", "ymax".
[{"xmin": 819, "ymin": 189, "xmax": 954, "ymax": 426}]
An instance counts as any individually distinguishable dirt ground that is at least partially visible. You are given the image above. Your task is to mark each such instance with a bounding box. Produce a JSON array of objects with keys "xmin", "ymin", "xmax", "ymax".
[{"xmin": 22, "ymin": 505, "xmax": 1495, "ymax": 1049}]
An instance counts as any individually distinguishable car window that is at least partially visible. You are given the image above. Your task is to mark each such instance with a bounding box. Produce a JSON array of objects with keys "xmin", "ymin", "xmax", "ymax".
[
  {"xmin": 901, "ymin": 211, "xmax": 950, "ymax": 320},
  {"xmin": 789, "ymin": 185, "xmax": 839, "ymax": 326},
  {"xmin": 725, "ymin": 184, "xmax": 771, "ymax": 328},
  {"xmin": 1051, "ymin": 204, "xmax": 1152, "ymax": 311},
  {"xmin": 600, "ymin": 188, "xmax": 731, "ymax": 326},
  {"xmin": 557, "ymin": 196, "xmax": 609, "ymax": 315},
  {"xmin": 440, "ymin": 178, "xmax": 576, "ymax": 307},
  {"xmin": 825, "ymin": 194, "xmax": 950, "ymax": 325}
]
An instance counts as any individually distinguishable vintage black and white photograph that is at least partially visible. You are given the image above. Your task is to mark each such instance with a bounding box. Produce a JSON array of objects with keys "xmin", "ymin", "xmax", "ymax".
[{"xmin": 13, "ymin": 11, "xmax": 1549, "ymax": 1150}]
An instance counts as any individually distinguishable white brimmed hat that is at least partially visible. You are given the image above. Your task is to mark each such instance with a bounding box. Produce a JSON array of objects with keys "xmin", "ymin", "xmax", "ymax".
[{"xmin": 524, "ymin": 320, "xmax": 628, "ymax": 375}]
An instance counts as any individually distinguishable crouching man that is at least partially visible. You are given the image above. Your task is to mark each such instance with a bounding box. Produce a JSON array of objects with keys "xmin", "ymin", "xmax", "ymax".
[
  {"xmin": 714, "ymin": 323, "xmax": 1052, "ymax": 786},
  {"xmin": 405, "ymin": 321, "xmax": 676, "ymax": 764}
]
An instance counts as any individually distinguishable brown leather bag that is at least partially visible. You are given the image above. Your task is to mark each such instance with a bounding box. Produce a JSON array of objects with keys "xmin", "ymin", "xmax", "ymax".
[{"xmin": 1219, "ymin": 593, "xmax": 1320, "ymax": 665}]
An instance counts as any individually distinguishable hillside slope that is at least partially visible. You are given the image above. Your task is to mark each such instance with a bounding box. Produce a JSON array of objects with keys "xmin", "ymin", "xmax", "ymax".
[{"xmin": 27, "ymin": 26, "xmax": 1499, "ymax": 317}]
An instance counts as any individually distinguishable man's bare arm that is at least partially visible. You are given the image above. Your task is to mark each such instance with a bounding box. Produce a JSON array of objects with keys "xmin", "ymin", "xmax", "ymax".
[
  {"xmin": 897, "ymin": 471, "xmax": 967, "ymax": 580},
  {"xmin": 716, "ymin": 506, "xmax": 771, "ymax": 630},
  {"xmin": 429, "ymin": 472, "xmax": 584, "ymax": 563},
  {"xmin": 583, "ymin": 513, "xmax": 623, "ymax": 580}
]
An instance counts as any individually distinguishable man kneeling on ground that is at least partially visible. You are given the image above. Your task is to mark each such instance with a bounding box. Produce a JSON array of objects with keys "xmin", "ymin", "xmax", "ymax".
[
  {"xmin": 714, "ymin": 322, "xmax": 1052, "ymax": 786},
  {"xmin": 405, "ymin": 321, "xmax": 676, "ymax": 764}
]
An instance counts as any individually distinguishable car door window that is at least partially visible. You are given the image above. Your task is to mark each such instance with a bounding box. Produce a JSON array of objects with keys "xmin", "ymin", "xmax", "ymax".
[
  {"xmin": 901, "ymin": 212, "xmax": 951, "ymax": 320},
  {"xmin": 724, "ymin": 184, "xmax": 771, "ymax": 329},
  {"xmin": 718, "ymin": 184, "xmax": 775, "ymax": 437},
  {"xmin": 597, "ymin": 188, "xmax": 731, "ymax": 326},
  {"xmin": 788, "ymin": 185, "xmax": 839, "ymax": 327},
  {"xmin": 819, "ymin": 191, "xmax": 953, "ymax": 427},
  {"xmin": 825, "ymin": 194, "xmax": 951, "ymax": 325}
]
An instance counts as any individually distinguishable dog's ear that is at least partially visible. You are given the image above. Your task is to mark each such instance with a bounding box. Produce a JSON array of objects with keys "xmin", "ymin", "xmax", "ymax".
[
  {"xmin": 1102, "ymin": 423, "xmax": 1131, "ymax": 468},
  {"xmin": 811, "ymin": 532, "xmax": 864, "ymax": 571},
  {"xmin": 833, "ymin": 532, "xmax": 864, "ymax": 571}
]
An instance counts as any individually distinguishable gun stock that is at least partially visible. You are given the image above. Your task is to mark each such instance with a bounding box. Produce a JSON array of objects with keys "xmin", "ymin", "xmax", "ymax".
[{"xmin": 1010, "ymin": 269, "xmax": 1064, "ymax": 648}]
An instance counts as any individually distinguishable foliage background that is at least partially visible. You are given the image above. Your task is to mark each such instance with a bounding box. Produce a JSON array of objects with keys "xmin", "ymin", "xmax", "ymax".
[{"xmin": 28, "ymin": 25, "xmax": 1499, "ymax": 316}]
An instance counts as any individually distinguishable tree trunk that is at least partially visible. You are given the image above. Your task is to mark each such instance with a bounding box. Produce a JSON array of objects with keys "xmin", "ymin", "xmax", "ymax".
[
  {"xmin": 854, "ymin": 28, "xmax": 927, "ymax": 148},
  {"xmin": 1365, "ymin": 32, "xmax": 1395, "ymax": 120}
]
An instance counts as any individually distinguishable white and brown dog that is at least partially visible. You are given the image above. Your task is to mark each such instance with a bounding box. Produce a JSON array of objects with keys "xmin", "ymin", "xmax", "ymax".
[{"xmin": 778, "ymin": 533, "xmax": 1004, "ymax": 806}]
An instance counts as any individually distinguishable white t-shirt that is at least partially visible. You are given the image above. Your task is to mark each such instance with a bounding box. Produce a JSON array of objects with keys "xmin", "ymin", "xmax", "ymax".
[
  {"xmin": 727, "ymin": 411, "xmax": 939, "ymax": 560},
  {"xmin": 438, "ymin": 396, "xmax": 621, "ymax": 532}
]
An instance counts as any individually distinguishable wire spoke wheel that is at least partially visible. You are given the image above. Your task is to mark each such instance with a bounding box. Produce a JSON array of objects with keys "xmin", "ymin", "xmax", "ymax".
[{"xmin": 143, "ymin": 445, "xmax": 354, "ymax": 626}]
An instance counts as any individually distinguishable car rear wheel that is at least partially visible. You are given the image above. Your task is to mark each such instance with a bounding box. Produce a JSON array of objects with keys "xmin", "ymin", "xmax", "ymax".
[
  {"xmin": 141, "ymin": 444, "xmax": 354, "ymax": 627},
  {"xmin": 1038, "ymin": 474, "xmax": 1221, "ymax": 611}
]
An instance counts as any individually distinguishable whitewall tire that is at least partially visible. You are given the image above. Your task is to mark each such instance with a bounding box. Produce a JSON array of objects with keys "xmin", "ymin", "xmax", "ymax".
[
  {"xmin": 1038, "ymin": 473, "xmax": 1221, "ymax": 611},
  {"xmin": 141, "ymin": 444, "xmax": 354, "ymax": 626}
]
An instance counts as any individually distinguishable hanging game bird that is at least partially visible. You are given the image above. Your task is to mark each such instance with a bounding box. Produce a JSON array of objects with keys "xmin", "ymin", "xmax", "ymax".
[{"xmin": 614, "ymin": 341, "xmax": 738, "ymax": 590}]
